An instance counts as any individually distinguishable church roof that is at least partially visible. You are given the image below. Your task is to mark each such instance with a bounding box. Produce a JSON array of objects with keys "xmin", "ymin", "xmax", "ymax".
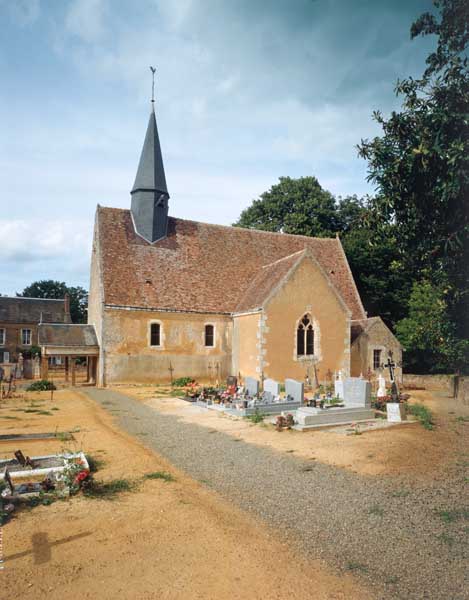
[
  {"xmin": 0, "ymin": 297, "xmax": 67, "ymax": 324},
  {"xmin": 96, "ymin": 207, "xmax": 366, "ymax": 319}
]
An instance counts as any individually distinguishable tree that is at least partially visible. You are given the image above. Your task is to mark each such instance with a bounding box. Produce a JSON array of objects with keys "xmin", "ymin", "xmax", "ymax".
[
  {"xmin": 234, "ymin": 176, "xmax": 340, "ymax": 237},
  {"xmin": 19, "ymin": 280, "xmax": 88, "ymax": 324},
  {"xmin": 358, "ymin": 0, "xmax": 469, "ymax": 344},
  {"xmin": 396, "ymin": 280, "xmax": 468, "ymax": 374}
]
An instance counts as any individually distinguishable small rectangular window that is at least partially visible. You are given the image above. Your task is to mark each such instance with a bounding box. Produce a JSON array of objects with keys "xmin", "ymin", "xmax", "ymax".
[
  {"xmin": 150, "ymin": 323, "xmax": 161, "ymax": 346},
  {"xmin": 205, "ymin": 324, "xmax": 214, "ymax": 347},
  {"xmin": 0, "ymin": 329, "xmax": 5, "ymax": 345},
  {"xmin": 373, "ymin": 349, "xmax": 382, "ymax": 370},
  {"xmin": 21, "ymin": 329, "xmax": 32, "ymax": 345}
]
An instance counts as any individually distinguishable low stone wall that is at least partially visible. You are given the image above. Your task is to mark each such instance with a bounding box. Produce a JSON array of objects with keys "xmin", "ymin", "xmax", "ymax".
[
  {"xmin": 403, "ymin": 373, "xmax": 469, "ymax": 405},
  {"xmin": 402, "ymin": 373, "xmax": 455, "ymax": 393}
]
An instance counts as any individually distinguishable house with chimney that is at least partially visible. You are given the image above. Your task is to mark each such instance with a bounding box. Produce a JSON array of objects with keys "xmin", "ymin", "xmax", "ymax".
[{"xmin": 87, "ymin": 98, "xmax": 401, "ymax": 387}]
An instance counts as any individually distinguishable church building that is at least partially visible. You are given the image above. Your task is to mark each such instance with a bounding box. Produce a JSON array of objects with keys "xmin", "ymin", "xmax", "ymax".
[{"xmin": 88, "ymin": 101, "xmax": 401, "ymax": 386}]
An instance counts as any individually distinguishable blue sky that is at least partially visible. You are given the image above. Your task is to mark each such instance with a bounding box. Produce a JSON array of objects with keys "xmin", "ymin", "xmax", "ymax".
[{"xmin": 0, "ymin": 0, "xmax": 436, "ymax": 295}]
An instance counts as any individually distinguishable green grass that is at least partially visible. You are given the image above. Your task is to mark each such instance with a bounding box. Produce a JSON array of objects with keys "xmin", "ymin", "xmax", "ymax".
[
  {"xmin": 245, "ymin": 410, "xmax": 265, "ymax": 424},
  {"xmin": 456, "ymin": 416, "xmax": 469, "ymax": 422},
  {"xmin": 368, "ymin": 505, "xmax": 384, "ymax": 516},
  {"xmin": 144, "ymin": 471, "xmax": 175, "ymax": 482},
  {"xmin": 436, "ymin": 533, "xmax": 455, "ymax": 547},
  {"xmin": 1, "ymin": 415, "xmax": 20, "ymax": 420},
  {"xmin": 391, "ymin": 489, "xmax": 410, "ymax": 498},
  {"xmin": 346, "ymin": 561, "xmax": 368, "ymax": 573},
  {"xmin": 83, "ymin": 478, "xmax": 136, "ymax": 500},
  {"xmin": 436, "ymin": 509, "xmax": 469, "ymax": 523},
  {"xmin": 407, "ymin": 403, "xmax": 434, "ymax": 430}
]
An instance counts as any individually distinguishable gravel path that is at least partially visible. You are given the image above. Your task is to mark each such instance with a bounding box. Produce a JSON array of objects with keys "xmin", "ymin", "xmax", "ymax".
[{"xmin": 83, "ymin": 388, "xmax": 468, "ymax": 600}]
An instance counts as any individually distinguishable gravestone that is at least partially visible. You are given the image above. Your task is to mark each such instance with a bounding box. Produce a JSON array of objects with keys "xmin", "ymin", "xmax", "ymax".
[
  {"xmin": 342, "ymin": 377, "xmax": 371, "ymax": 407},
  {"xmin": 264, "ymin": 378, "xmax": 280, "ymax": 397},
  {"xmin": 377, "ymin": 374, "xmax": 387, "ymax": 398},
  {"xmin": 334, "ymin": 379, "xmax": 344, "ymax": 399},
  {"xmin": 245, "ymin": 377, "xmax": 259, "ymax": 397},
  {"xmin": 285, "ymin": 379, "xmax": 304, "ymax": 404},
  {"xmin": 387, "ymin": 402, "xmax": 406, "ymax": 423},
  {"xmin": 226, "ymin": 376, "xmax": 237, "ymax": 388}
]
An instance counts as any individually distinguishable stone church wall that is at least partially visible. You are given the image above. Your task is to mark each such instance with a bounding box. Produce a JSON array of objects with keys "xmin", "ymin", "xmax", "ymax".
[
  {"xmin": 261, "ymin": 257, "xmax": 350, "ymax": 383},
  {"xmin": 101, "ymin": 308, "xmax": 232, "ymax": 384}
]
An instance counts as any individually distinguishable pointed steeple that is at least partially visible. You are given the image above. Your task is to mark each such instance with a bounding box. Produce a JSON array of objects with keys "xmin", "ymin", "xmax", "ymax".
[{"xmin": 131, "ymin": 84, "xmax": 170, "ymax": 243}]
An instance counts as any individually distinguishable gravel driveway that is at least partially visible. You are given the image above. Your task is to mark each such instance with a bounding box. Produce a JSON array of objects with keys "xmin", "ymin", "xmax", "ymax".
[{"xmin": 83, "ymin": 388, "xmax": 468, "ymax": 600}]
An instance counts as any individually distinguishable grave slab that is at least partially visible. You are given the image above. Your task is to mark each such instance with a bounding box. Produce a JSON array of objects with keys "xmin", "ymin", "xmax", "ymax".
[{"xmin": 294, "ymin": 406, "xmax": 375, "ymax": 430}]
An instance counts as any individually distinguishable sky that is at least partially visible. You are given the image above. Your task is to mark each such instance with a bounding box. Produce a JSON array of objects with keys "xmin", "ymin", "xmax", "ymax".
[{"xmin": 0, "ymin": 0, "xmax": 437, "ymax": 295}]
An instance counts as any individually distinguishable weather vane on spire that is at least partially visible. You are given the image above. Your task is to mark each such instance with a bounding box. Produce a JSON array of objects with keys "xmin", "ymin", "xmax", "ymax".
[{"xmin": 150, "ymin": 66, "xmax": 156, "ymax": 105}]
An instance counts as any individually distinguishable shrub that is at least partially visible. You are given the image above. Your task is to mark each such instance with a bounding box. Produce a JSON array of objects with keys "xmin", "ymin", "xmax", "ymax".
[
  {"xmin": 246, "ymin": 410, "xmax": 265, "ymax": 424},
  {"xmin": 172, "ymin": 377, "xmax": 194, "ymax": 387},
  {"xmin": 27, "ymin": 380, "xmax": 56, "ymax": 392}
]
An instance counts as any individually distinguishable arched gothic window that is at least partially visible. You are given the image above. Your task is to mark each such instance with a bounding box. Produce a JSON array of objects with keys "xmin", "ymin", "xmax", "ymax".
[{"xmin": 297, "ymin": 314, "xmax": 314, "ymax": 357}]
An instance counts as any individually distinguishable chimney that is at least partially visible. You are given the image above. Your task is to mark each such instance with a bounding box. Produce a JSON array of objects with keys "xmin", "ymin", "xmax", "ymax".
[{"xmin": 64, "ymin": 293, "xmax": 72, "ymax": 323}]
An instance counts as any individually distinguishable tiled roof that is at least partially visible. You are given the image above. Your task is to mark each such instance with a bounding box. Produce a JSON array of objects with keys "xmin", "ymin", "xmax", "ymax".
[
  {"xmin": 0, "ymin": 297, "xmax": 67, "ymax": 324},
  {"xmin": 235, "ymin": 251, "xmax": 305, "ymax": 313},
  {"xmin": 97, "ymin": 207, "xmax": 366, "ymax": 319},
  {"xmin": 351, "ymin": 317, "xmax": 383, "ymax": 343},
  {"xmin": 38, "ymin": 324, "xmax": 98, "ymax": 347}
]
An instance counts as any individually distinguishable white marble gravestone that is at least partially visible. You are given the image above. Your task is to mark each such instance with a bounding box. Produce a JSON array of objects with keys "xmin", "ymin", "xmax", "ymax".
[
  {"xmin": 264, "ymin": 378, "xmax": 280, "ymax": 397},
  {"xmin": 245, "ymin": 377, "xmax": 259, "ymax": 397},
  {"xmin": 387, "ymin": 402, "xmax": 406, "ymax": 422},
  {"xmin": 377, "ymin": 374, "xmax": 387, "ymax": 398},
  {"xmin": 285, "ymin": 379, "xmax": 304, "ymax": 404},
  {"xmin": 342, "ymin": 377, "xmax": 371, "ymax": 407}
]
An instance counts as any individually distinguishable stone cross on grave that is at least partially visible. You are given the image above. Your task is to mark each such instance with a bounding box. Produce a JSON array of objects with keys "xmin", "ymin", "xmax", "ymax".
[
  {"xmin": 168, "ymin": 361, "xmax": 174, "ymax": 385},
  {"xmin": 383, "ymin": 351, "xmax": 399, "ymax": 402}
]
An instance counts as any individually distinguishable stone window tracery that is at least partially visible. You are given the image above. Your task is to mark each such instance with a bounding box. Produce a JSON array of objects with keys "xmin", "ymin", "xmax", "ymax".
[{"xmin": 297, "ymin": 314, "xmax": 314, "ymax": 357}]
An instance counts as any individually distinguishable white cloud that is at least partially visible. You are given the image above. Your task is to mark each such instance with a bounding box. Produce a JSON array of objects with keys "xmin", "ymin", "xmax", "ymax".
[
  {"xmin": 0, "ymin": 219, "xmax": 91, "ymax": 263},
  {"xmin": 65, "ymin": 0, "xmax": 108, "ymax": 44}
]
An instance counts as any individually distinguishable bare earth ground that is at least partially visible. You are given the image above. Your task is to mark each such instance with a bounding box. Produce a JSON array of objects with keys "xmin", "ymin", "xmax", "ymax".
[
  {"xmin": 0, "ymin": 388, "xmax": 370, "ymax": 600},
  {"xmin": 118, "ymin": 385, "xmax": 468, "ymax": 479}
]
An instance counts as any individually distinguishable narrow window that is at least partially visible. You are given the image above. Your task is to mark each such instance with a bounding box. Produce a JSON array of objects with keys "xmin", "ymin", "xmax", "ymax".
[
  {"xmin": 21, "ymin": 329, "xmax": 32, "ymax": 345},
  {"xmin": 150, "ymin": 323, "xmax": 161, "ymax": 347},
  {"xmin": 297, "ymin": 315, "xmax": 314, "ymax": 357},
  {"xmin": 205, "ymin": 324, "xmax": 214, "ymax": 347},
  {"xmin": 373, "ymin": 349, "xmax": 382, "ymax": 370},
  {"xmin": 0, "ymin": 329, "xmax": 5, "ymax": 345}
]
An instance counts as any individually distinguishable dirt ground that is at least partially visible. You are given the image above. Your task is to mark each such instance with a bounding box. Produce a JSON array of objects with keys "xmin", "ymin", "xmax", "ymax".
[
  {"xmin": 118, "ymin": 386, "xmax": 469, "ymax": 479},
  {"xmin": 0, "ymin": 388, "xmax": 371, "ymax": 600}
]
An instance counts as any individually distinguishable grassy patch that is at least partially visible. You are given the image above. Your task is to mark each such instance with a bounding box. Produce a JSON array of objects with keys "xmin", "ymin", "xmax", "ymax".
[
  {"xmin": 436, "ymin": 509, "xmax": 469, "ymax": 523},
  {"xmin": 144, "ymin": 471, "xmax": 175, "ymax": 482},
  {"xmin": 391, "ymin": 489, "xmax": 410, "ymax": 498},
  {"xmin": 456, "ymin": 416, "xmax": 469, "ymax": 422},
  {"xmin": 1, "ymin": 415, "xmax": 21, "ymax": 420},
  {"xmin": 436, "ymin": 532, "xmax": 455, "ymax": 546},
  {"xmin": 83, "ymin": 478, "xmax": 137, "ymax": 500},
  {"xmin": 368, "ymin": 505, "xmax": 384, "ymax": 517},
  {"xmin": 407, "ymin": 403, "xmax": 434, "ymax": 430},
  {"xmin": 346, "ymin": 561, "xmax": 368, "ymax": 573}
]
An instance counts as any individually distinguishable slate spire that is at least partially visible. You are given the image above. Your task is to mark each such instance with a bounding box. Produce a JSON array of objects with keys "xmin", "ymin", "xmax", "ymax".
[{"xmin": 130, "ymin": 99, "xmax": 170, "ymax": 243}]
